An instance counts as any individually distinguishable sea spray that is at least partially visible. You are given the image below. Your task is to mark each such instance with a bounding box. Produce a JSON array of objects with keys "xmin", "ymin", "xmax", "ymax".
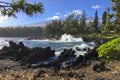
[
  {"xmin": 0, "ymin": 35, "xmax": 95, "ymax": 57},
  {"xmin": 59, "ymin": 34, "xmax": 83, "ymax": 42}
]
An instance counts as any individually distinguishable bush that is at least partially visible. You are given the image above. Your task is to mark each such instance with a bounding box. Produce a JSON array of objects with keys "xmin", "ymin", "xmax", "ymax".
[{"xmin": 97, "ymin": 38, "xmax": 120, "ymax": 61}]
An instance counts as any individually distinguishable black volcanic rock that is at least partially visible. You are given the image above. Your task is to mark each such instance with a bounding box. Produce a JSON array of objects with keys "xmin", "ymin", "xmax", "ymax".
[
  {"xmin": 56, "ymin": 48, "xmax": 75, "ymax": 62},
  {"xmin": 23, "ymin": 46, "xmax": 55, "ymax": 64},
  {"xmin": 0, "ymin": 41, "xmax": 100, "ymax": 69},
  {"xmin": 0, "ymin": 41, "xmax": 55, "ymax": 65},
  {"xmin": 82, "ymin": 37, "xmax": 113, "ymax": 47},
  {"xmin": 9, "ymin": 41, "xmax": 19, "ymax": 50}
]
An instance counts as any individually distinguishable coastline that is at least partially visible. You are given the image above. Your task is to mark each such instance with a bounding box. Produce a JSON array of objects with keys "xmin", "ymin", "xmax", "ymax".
[{"xmin": 0, "ymin": 37, "xmax": 119, "ymax": 80}]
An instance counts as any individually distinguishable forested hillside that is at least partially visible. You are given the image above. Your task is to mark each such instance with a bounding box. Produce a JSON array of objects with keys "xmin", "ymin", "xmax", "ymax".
[{"xmin": 0, "ymin": 27, "xmax": 43, "ymax": 37}]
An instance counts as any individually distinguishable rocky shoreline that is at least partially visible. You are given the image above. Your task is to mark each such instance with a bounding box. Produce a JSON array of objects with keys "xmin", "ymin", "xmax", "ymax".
[{"xmin": 0, "ymin": 37, "xmax": 119, "ymax": 80}]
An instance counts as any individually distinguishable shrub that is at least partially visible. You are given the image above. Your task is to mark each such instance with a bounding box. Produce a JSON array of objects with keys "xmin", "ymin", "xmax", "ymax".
[{"xmin": 97, "ymin": 38, "xmax": 120, "ymax": 61}]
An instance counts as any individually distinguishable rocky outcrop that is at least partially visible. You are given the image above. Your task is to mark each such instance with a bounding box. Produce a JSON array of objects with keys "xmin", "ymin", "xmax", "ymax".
[
  {"xmin": 40, "ymin": 46, "xmax": 99, "ymax": 69},
  {"xmin": 0, "ymin": 41, "xmax": 55, "ymax": 65},
  {"xmin": 82, "ymin": 37, "xmax": 114, "ymax": 47},
  {"xmin": 22, "ymin": 46, "xmax": 55, "ymax": 64},
  {"xmin": 0, "ymin": 41, "xmax": 99, "ymax": 69}
]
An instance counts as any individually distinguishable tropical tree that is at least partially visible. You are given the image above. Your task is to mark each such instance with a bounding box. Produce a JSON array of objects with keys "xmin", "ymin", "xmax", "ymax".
[
  {"xmin": 102, "ymin": 11, "xmax": 107, "ymax": 25},
  {"xmin": 88, "ymin": 21, "xmax": 94, "ymax": 33},
  {"xmin": 44, "ymin": 20, "xmax": 63, "ymax": 38},
  {"xmin": 79, "ymin": 10, "xmax": 87, "ymax": 33},
  {"xmin": 102, "ymin": 8, "xmax": 114, "ymax": 35},
  {"xmin": 62, "ymin": 13, "xmax": 80, "ymax": 36},
  {"xmin": 0, "ymin": 0, "xmax": 44, "ymax": 17},
  {"xmin": 111, "ymin": 0, "xmax": 120, "ymax": 33},
  {"xmin": 101, "ymin": 11, "xmax": 107, "ymax": 32},
  {"xmin": 92, "ymin": 10, "xmax": 99, "ymax": 32}
]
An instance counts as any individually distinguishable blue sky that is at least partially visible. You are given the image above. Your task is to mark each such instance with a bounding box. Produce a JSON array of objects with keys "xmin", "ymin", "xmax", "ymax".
[{"xmin": 0, "ymin": 0, "xmax": 112, "ymax": 27}]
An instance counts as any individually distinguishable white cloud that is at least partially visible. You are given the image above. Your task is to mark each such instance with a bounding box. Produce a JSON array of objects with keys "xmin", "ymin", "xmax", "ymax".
[
  {"xmin": 46, "ymin": 16, "xmax": 60, "ymax": 20},
  {"xmin": 92, "ymin": 5, "xmax": 101, "ymax": 9},
  {"xmin": 64, "ymin": 10, "xmax": 83, "ymax": 17},
  {"xmin": 55, "ymin": 12, "xmax": 61, "ymax": 15},
  {"xmin": 72, "ymin": 10, "xmax": 83, "ymax": 15},
  {"xmin": 0, "ymin": 16, "xmax": 9, "ymax": 24}
]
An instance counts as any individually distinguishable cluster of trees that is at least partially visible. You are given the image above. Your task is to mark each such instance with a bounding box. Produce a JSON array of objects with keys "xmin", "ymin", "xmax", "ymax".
[
  {"xmin": 44, "ymin": 0, "xmax": 120, "ymax": 38},
  {"xmin": 44, "ymin": 10, "xmax": 100, "ymax": 38}
]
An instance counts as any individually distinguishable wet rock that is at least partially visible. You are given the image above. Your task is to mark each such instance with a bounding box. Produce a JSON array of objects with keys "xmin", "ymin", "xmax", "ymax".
[
  {"xmin": 46, "ymin": 48, "xmax": 76, "ymax": 69},
  {"xmin": 57, "ymin": 48, "xmax": 75, "ymax": 62},
  {"xmin": 61, "ymin": 61, "xmax": 74, "ymax": 69}
]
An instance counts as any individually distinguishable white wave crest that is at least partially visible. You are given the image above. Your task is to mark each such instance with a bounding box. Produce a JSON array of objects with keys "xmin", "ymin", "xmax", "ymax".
[{"xmin": 58, "ymin": 34, "xmax": 83, "ymax": 42}]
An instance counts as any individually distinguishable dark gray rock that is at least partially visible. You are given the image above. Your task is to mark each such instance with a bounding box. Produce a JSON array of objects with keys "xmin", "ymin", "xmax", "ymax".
[{"xmin": 93, "ymin": 61, "xmax": 109, "ymax": 72}]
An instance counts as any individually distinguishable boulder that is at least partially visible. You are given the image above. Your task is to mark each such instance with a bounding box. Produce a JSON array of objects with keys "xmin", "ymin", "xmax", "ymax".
[
  {"xmin": 0, "ymin": 41, "xmax": 55, "ymax": 65},
  {"xmin": 84, "ymin": 47, "xmax": 98, "ymax": 60},
  {"xmin": 21, "ymin": 46, "xmax": 55, "ymax": 64},
  {"xmin": 82, "ymin": 37, "xmax": 113, "ymax": 47},
  {"xmin": 0, "ymin": 49, "xmax": 18, "ymax": 60},
  {"xmin": 9, "ymin": 41, "xmax": 19, "ymax": 50},
  {"xmin": 93, "ymin": 61, "xmax": 106, "ymax": 72},
  {"xmin": 18, "ymin": 41, "xmax": 25, "ymax": 48},
  {"xmin": 2, "ymin": 46, "xmax": 12, "ymax": 52},
  {"xmin": 56, "ymin": 48, "xmax": 75, "ymax": 62},
  {"xmin": 40, "ymin": 48, "xmax": 76, "ymax": 69},
  {"xmin": 74, "ymin": 55, "xmax": 84, "ymax": 66}
]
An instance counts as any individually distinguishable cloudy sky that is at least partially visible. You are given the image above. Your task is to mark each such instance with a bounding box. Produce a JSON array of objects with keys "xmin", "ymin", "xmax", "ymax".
[{"xmin": 0, "ymin": 0, "xmax": 112, "ymax": 27}]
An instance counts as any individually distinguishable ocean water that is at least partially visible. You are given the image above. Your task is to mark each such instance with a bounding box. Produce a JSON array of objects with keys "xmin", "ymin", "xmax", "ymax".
[{"xmin": 0, "ymin": 34, "xmax": 95, "ymax": 56}]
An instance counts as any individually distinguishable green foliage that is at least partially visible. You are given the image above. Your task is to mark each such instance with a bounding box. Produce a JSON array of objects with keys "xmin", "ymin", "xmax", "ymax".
[
  {"xmin": 111, "ymin": 0, "xmax": 120, "ymax": 33},
  {"xmin": 44, "ymin": 20, "xmax": 63, "ymax": 38},
  {"xmin": 92, "ymin": 10, "xmax": 99, "ymax": 31},
  {"xmin": 0, "ymin": 0, "xmax": 44, "ymax": 17},
  {"xmin": 79, "ymin": 10, "xmax": 87, "ymax": 33},
  {"xmin": 102, "ymin": 11, "xmax": 107, "ymax": 25},
  {"xmin": 62, "ymin": 13, "xmax": 80, "ymax": 35},
  {"xmin": 88, "ymin": 21, "xmax": 95, "ymax": 33},
  {"xmin": 62, "ymin": 10, "xmax": 87, "ymax": 36},
  {"xmin": 97, "ymin": 38, "xmax": 120, "ymax": 61}
]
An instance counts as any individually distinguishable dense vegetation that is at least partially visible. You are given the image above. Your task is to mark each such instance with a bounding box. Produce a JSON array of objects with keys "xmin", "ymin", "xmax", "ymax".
[
  {"xmin": 0, "ymin": 0, "xmax": 44, "ymax": 17},
  {"xmin": 97, "ymin": 38, "xmax": 120, "ymax": 61},
  {"xmin": 44, "ymin": 0, "xmax": 120, "ymax": 38},
  {"xmin": 0, "ymin": 27, "xmax": 43, "ymax": 37}
]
